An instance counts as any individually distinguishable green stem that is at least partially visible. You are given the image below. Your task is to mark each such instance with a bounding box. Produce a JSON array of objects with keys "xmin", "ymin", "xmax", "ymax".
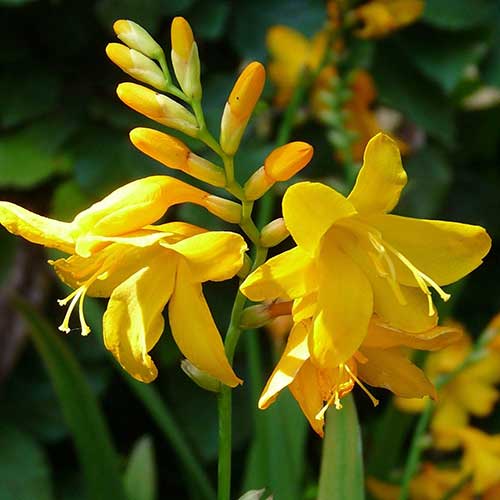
[
  {"xmin": 398, "ymin": 401, "xmax": 432, "ymax": 500},
  {"xmin": 123, "ymin": 375, "xmax": 216, "ymax": 500}
]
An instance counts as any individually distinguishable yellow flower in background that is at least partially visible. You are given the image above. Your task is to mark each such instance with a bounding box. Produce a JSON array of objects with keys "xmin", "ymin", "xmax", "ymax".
[
  {"xmin": 354, "ymin": 0, "xmax": 425, "ymax": 39},
  {"xmin": 266, "ymin": 25, "xmax": 328, "ymax": 107},
  {"xmin": 241, "ymin": 133, "xmax": 491, "ymax": 386},
  {"xmin": 0, "ymin": 176, "xmax": 247, "ymax": 386},
  {"xmin": 368, "ymin": 463, "xmax": 473, "ymax": 500},
  {"xmin": 256, "ymin": 315, "xmax": 459, "ymax": 436},
  {"xmin": 397, "ymin": 320, "xmax": 500, "ymax": 450},
  {"xmin": 451, "ymin": 427, "xmax": 500, "ymax": 494}
]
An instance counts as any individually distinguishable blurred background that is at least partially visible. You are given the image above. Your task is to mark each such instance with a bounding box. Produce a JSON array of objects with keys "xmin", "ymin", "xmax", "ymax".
[{"xmin": 1, "ymin": 0, "xmax": 500, "ymax": 499}]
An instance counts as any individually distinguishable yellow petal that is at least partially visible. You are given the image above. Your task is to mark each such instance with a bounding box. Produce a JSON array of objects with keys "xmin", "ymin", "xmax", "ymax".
[
  {"xmin": 292, "ymin": 293, "xmax": 317, "ymax": 322},
  {"xmin": 349, "ymin": 242, "xmax": 438, "ymax": 332},
  {"xmin": 366, "ymin": 477, "xmax": 400, "ymax": 500},
  {"xmin": 310, "ymin": 233, "xmax": 373, "ymax": 367},
  {"xmin": 168, "ymin": 261, "xmax": 242, "ymax": 387},
  {"xmin": 0, "ymin": 201, "xmax": 74, "ymax": 253},
  {"xmin": 367, "ymin": 213, "xmax": 492, "ymax": 286},
  {"xmin": 267, "ymin": 25, "xmax": 309, "ymax": 69},
  {"xmin": 363, "ymin": 319, "xmax": 461, "ymax": 350},
  {"xmin": 458, "ymin": 379, "xmax": 500, "ymax": 418},
  {"xmin": 240, "ymin": 246, "xmax": 315, "ymax": 301},
  {"xmin": 102, "ymin": 251, "xmax": 177, "ymax": 383},
  {"xmin": 73, "ymin": 176, "xmax": 208, "ymax": 256},
  {"xmin": 282, "ymin": 182, "xmax": 357, "ymax": 254},
  {"xmin": 259, "ymin": 320, "xmax": 310, "ymax": 409},
  {"xmin": 431, "ymin": 397, "xmax": 468, "ymax": 451},
  {"xmin": 358, "ymin": 347, "xmax": 437, "ymax": 399},
  {"xmin": 348, "ymin": 133, "xmax": 407, "ymax": 214},
  {"xmin": 164, "ymin": 231, "xmax": 247, "ymax": 282},
  {"xmin": 288, "ymin": 359, "xmax": 325, "ymax": 437}
]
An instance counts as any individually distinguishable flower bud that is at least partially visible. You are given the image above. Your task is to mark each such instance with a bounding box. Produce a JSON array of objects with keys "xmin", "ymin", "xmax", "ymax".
[
  {"xmin": 106, "ymin": 43, "xmax": 167, "ymax": 90},
  {"xmin": 260, "ymin": 218, "xmax": 290, "ymax": 247},
  {"xmin": 113, "ymin": 19, "xmax": 164, "ymax": 59},
  {"xmin": 244, "ymin": 142, "xmax": 313, "ymax": 200},
  {"xmin": 203, "ymin": 196, "xmax": 241, "ymax": 223},
  {"xmin": 181, "ymin": 359, "xmax": 221, "ymax": 392},
  {"xmin": 264, "ymin": 141, "xmax": 313, "ymax": 181},
  {"xmin": 220, "ymin": 62, "xmax": 265, "ymax": 155},
  {"xmin": 171, "ymin": 17, "xmax": 202, "ymax": 99},
  {"xmin": 117, "ymin": 82, "xmax": 199, "ymax": 136},
  {"xmin": 130, "ymin": 128, "xmax": 226, "ymax": 187},
  {"xmin": 240, "ymin": 301, "xmax": 293, "ymax": 329}
]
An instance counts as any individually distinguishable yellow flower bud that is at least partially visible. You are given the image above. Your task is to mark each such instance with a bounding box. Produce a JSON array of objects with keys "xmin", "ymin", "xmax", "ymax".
[
  {"xmin": 204, "ymin": 196, "xmax": 241, "ymax": 223},
  {"xmin": 260, "ymin": 218, "xmax": 290, "ymax": 248},
  {"xmin": 117, "ymin": 82, "xmax": 199, "ymax": 136},
  {"xmin": 129, "ymin": 128, "xmax": 226, "ymax": 187},
  {"xmin": 264, "ymin": 141, "xmax": 313, "ymax": 181},
  {"xmin": 240, "ymin": 301, "xmax": 293, "ymax": 329},
  {"xmin": 220, "ymin": 62, "xmax": 266, "ymax": 155},
  {"xmin": 171, "ymin": 17, "xmax": 202, "ymax": 99},
  {"xmin": 243, "ymin": 167, "xmax": 273, "ymax": 201},
  {"xmin": 181, "ymin": 359, "xmax": 221, "ymax": 392},
  {"xmin": 106, "ymin": 43, "xmax": 167, "ymax": 90},
  {"xmin": 113, "ymin": 19, "xmax": 164, "ymax": 59},
  {"xmin": 244, "ymin": 142, "xmax": 313, "ymax": 200}
]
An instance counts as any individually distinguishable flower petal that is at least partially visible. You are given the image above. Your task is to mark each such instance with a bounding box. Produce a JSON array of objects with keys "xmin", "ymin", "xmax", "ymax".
[
  {"xmin": 288, "ymin": 359, "xmax": 325, "ymax": 437},
  {"xmin": 367, "ymin": 213, "xmax": 491, "ymax": 286},
  {"xmin": 282, "ymin": 182, "xmax": 357, "ymax": 254},
  {"xmin": 292, "ymin": 293, "xmax": 317, "ymax": 322},
  {"xmin": 347, "ymin": 133, "xmax": 407, "ymax": 214},
  {"xmin": 431, "ymin": 397, "xmax": 468, "ymax": 451},
  {"xmin": 0, "ymin": 201, "xmax": 74, "ymax": 253},
  {"xmin": 165, "ymin": 231, "xmax": 247, "ymax": 282},
  {"xmin": 102, "ymin": 251, "xmax": 177, "ymax": 383},
  {"xmin": 310, "ymin": 233, "xmax": 373, "ymax": 367},
  {"xmin": 358, "ymin": 347, "xmax": 437, "ymax": 399},
  {"xmin": 168, "ymin": 260, "xmax": 242, "ymax": 387},
  {"xmin": 363, "ymin": 319, "xmax": 462, "ymax": 351},
  {"xmin": 259, "ymin": 320, "xmax": 310, "ymax": 409},
  {"xmin": 240, "ymin": 246, "xmax": 315, "ymax": 301}
]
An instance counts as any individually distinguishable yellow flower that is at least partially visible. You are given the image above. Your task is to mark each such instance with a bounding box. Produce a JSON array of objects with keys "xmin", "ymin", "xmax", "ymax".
[
  {"xmin": 241, "ymin": 133, "xmax": 490, "ymax": 380},
  {"xmin": 266, "ymin": 25, "xmax": 328, "ymax": 107},
  {"xmin": 0, "ymin": 176, "xmax": 247, "ymax": 386},
  {"xmin": 354, "ymin": 0, "xmax": 424, "ymax": 39},
  {"xmin": 256, "ymin": 315, "xmax": 459, "ymax": 436},
  {"xmin": 451, "ymin": 427, "xmax": 500, "ymax": 494},
  {"xmin": 397, "ymin": 321, "xmax": 500, "ymax": 450},
  {"xmin": 368, "ymin": 463, "xmax": 472, "ymax": 500}
]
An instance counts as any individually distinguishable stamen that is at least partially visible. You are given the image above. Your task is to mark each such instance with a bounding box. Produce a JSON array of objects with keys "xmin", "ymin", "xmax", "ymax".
[
  {"xmin": 58, "ymin": 288, "xmax": 84, "ymax": 334},
  {"xmin": 78, "ymin": 286, "xmax": 91, "ymax": 336},
  {"xmin": 344, "ymin": 364, "xmax": 379, "ymax": 407},
  {"xmin": 383, "ymin": 240, "xmax": 451, "ymax": 316}
]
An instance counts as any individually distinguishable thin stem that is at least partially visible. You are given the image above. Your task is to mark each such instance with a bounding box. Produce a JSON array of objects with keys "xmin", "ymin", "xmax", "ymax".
[{"xmin": 399, "ymin": 400, "xmax": 432, "ymax": 500}]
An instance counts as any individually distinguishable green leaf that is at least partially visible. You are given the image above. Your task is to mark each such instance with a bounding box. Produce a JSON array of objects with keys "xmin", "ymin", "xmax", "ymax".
[
  {"xmin": 0, "ymin": 423, "xmax": 54, "ymax": 500},
  {"xmin": 13, "ymin": 297, "xmax": 128, "ymax": 500},
  {"xmin": 0, "ymin": 116, "xmax": 75, "ymax": 188},
  {"xmin": 0, "ymin": 71, "xmax": 61, "ymax": 128},
  {"xmin": 423, "ymin": 0, "xmax": 497, "ymax": 30},
  {"xmin": 396, "ymin": 146, "xmax": 453, "ymax": 219},
  {"xmin": 399, "ymin": 28, "xmax": 488, "ymax": 92},
  {"xmin": 228, "ymin": 0, "xmax": 326, "ymax": 59},
  {"xmin": 124, "ymin": 436, "xmax": 157, "ymax": 500},
  {"xmin": 317, "ymin": 395, "xmax": 364, "ymax": 500},
  {"xmin": 188, "ymin": 0, "xmax": 230, "ymax": 39},
  {"xmin": 372, "ymin": 41, "xmax": 455, "ymax": 146}
]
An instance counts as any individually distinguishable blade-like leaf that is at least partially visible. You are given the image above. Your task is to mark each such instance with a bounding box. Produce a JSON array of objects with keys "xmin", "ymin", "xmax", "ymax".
[
  {"xmin": 125, "ymin": 436, "xmax": 156, "ymax": 500},
  {"xmin": 318, "ymin": 394, "xmax": 365, "ymax": 500},
  {"xmin": 13, "ymin": 297, "xmax": 128, "ymax": 500}
]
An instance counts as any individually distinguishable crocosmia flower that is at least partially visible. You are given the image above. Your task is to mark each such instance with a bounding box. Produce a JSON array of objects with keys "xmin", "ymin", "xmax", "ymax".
[
  {"xmin": 0, "ymin": 176, "xmax": 247, "ymax": 386},
  {"xmin": 240, "ymin": 133, "xmax": 491, "ymax": 430}
]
